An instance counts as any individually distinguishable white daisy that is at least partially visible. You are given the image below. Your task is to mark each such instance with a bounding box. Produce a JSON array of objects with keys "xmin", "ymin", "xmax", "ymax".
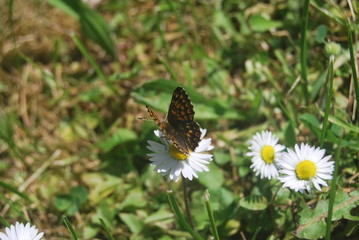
[
  {"xmin": 147, "ymin": 129, "xmax": 214, "ymax": 182},
  {"xmin": 246, "ymin": 130, "xmax": 285, "ymax": 179},
  {"xmin": 278, "ymin": 143, "xmax": 334, "ymax": 192},
  {"xmin": 0, "ymin": 222, "xmax": 44, "ymax": 240}
]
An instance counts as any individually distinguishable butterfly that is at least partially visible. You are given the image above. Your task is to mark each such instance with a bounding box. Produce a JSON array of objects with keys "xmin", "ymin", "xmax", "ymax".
[{"xmin": 146, "ymin": 87, "xmax": 201, "ymax": 155}]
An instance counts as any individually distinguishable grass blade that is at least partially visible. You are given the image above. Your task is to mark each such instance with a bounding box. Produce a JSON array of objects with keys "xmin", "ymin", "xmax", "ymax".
[
  {"xmin": 159, "ymin": 57, "xmax": 178, "ymax": 82},
  {"xmin": 0, "ymin": 181, "xmax": 32, "ymax": 202},
  {"xmin": 48, "ymin": 0, "xmax": 117, "ymax": 58},
  {"xmin": 0, "ymin": 194, "xmax": 27, "ymax": 222},
  {"xmin": 71, "ymin": 34, "xmax": 116, "ymax": 94},
  {"xmin": 62, "ymin": 216, "xmax": 78, "ymax": 240},
  {"xmin": 251, "ymin": 226, "xmax": 262, "ymax": 240},
  {"xmin": 348, "ymin": 25, "xmax": 359, "ymax": 124},
  {"xmin": 0, "ymin": 215, "xmax": 10, "ymax": 228},
  {"xmin": 99, "ymin": 218, "xmax": 115, "ymax": 240},
  {"xmin": 300, "ymin": 0, "xmax": 310, "ymax": 105}
]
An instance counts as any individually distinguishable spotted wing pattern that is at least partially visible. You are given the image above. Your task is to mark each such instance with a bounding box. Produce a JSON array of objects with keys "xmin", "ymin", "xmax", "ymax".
[{"xmin": 146, "ymin": 87, "xmax": 201, "ymax": 154}]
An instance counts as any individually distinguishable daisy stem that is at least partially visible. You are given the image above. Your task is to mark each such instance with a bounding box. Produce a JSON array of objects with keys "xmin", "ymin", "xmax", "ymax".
[
  {"xmin": 325, "ymin": 139, "xmax": 342, "ymax": 240},
  {"xmin": 320, "ymin": 54, "xmax": 334, "ymax": 148},
  {"xmin": 167, "ymin": 190, "xmax": 204, "ymax": 240},
  {"xmin": 182, "ymin": 178, "xmax": 195, "ymax": 229},
  {"xmin": 204, "ymin": 190, "xmax": 220, "ymax": 240}
]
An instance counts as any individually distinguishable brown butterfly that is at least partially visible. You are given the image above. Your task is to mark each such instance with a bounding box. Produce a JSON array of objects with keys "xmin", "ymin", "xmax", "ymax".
[{"xmin": 146, "ymin": 87, "xmax": 201, "ymax": 155}]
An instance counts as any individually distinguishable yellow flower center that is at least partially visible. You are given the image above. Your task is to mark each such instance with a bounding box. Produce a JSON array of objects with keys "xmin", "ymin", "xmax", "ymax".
[
  {"xmin": 261, "ymin": 145, "xmax": 275, "ymax": 164},
  {"xmin": 169, "ymin": 144, "xmax": 188, "ymax": 160},
  {"xmin": 295, "ymin": 160, "xmax": 317, "ymax": 180}
]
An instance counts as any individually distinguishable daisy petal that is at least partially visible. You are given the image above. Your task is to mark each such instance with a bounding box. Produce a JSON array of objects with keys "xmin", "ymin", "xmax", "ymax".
[
  {"xmin": 246, "ymin": 130, "xmax": 285, "ymax": 180},
  {"xmin": 147, "ymin": 129, "xmax": 214, "ymax": 181},
  {"xmin": 278, "ymin": 143, "xmax": 334, "ymax": 192}
]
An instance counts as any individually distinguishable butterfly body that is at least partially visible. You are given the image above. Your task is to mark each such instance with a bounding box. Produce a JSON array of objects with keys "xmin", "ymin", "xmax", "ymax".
[{"xmin": 146, "ymin": 87, "xmax": 201, "ymax": 155}]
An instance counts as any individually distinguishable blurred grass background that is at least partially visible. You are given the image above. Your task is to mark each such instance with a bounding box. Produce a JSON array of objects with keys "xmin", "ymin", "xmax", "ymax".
[{"xmin": 0, "ymin": 0, "xmax": 358, "ymax": 239}]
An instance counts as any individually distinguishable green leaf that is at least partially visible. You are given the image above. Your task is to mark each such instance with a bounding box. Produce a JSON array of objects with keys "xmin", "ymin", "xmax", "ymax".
[
  {"xmin": 119, "ymin": 192, "xmax": 147, "ymax": 210},
  {"xmin": 83, "ymin": 225, "xmax": 99, "ymax": 239},
  {"xmin": 54, "ymin": 186, "xmax": 88, "ymax": 215},
  {"xmin": 248, "ymin": 14, "xmax": 281, "ymax": 32},
  {"xmin": 213, "ymin": 11, "xmax": 236, "ymax": 42},
  {"xmin": 208, "ymin": 188, "xmax": 235, "ymax": 211},
  {"xmin": 98, "ymin": 128, "xmax": 137, "ymax": 152},
  {"xmin": 91, "ymin": 200, "xmax": 117, "ymax": 230},
  {"xmin": 327, "ymin": 114, "xmax": 359, "ymax": 134},
  {"xmin": 119, "ymin": 213, "xmax": 144, "ymax": 234},
  {"xmin": 310, "ymin": 71, "xmax": 327, "ymax": 102},
  {"xmin": 239, "ymin": 195, "xmax": 268, "ymax": 211},
  {"xmin": 47, "ymin": 0, "xmax": 80, "ymax": 19},
  {"xmin": 48, "ymin": 0, "xmax": 117, "ymax": 58},
  {"xmin": 283, "ymin": 122, "xmax": 296, "ymax": 147},
  {"xmin": 300, "ymin": 113, "xmax": 321, "ymax": 137},
  {"xmin": 80, "ymin": 7, "xmax": 117, "ymax": 58},
  {"xmin": 296, "ymin": 202, "xmax": 327, "ymax": 239},
  {"xmin": 300, "ymin": 113, "xmax": 352, "ymax": 143},
  {"xmin": 332, "ymin": 189, "xmax": 359, "ymax": 221},
  {"xmin": 83, "ymin": 173, "xmax": 123, "ymax": 205},
  {"xmin": 205, "ymin": 58, "xmax": 229, "ymax": 93},
  {"xmin": 213, "ymin": 150, "xmax": 230, "ymax": 165},
  {"xmin": 78, "ymin": 88, "xmax": 103, "ymax": 102},
  {"xmin": 315, "ymin": 25, "xmax": 328, "ymax": 43},
  {"xmin": 275, "ymin": 188, "xmax": 291, "ymax": 205},
  {"xmin": 70, "ymin": 186, "xmax": 88, "ymax": 205},
  {"xmin": 144, "ymin": 208, "xmax": 173, "ymax": 224},
  {"xmin": 54, "ymin": 195, "xmax": 73, "ymax": 211},
  {"xmin": 198, "ymin": 163, "xmax": 224, "ymax": 190},
  {"xmin": 295, "ymin": 189, "xmax": 359, "ymax": 239}
]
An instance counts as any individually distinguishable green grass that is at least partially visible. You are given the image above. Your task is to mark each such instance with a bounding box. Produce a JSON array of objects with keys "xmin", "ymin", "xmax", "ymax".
[{"xmin": 0, "ymin": 0, "xmax": 358, "ymax": 239}]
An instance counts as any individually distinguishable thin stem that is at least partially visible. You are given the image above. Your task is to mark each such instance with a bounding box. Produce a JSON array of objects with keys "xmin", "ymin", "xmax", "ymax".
[
  {"xmin": 204, "ymin": 190, "xmax": 220, "ymax": 240},
  {"xmin": 325, "ymin": 139, "xmax": 342, "ymax": 240},
  {"xmin": 167, "ymin": 191, "xmax": 204, "ymax": 240},
  {"xmin": 348, "ymin": 26, "xmax": 359, "ymax": 124},
  {"xmin": 320, "ymin": 55, "xmax": 334, "ymax": 148},
  {"xmin": 300, "ymin": 0, "xmax": 310, "ymax": 105},
  {"xmin": 182, "ymin": 178, "xmax": 195, "ymax": 229}
]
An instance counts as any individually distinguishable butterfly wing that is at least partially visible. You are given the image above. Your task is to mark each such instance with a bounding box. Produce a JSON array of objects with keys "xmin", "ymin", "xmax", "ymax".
[
  {"xmin": 167, "ymin": 87, "xmax": 201, "ymax": 152},
  {"xmin": 147, "ymin": 104, "xmax": 189, "ymax": 154},
  {"xmin": 147, "ymin": 87, "xmax": 201, "ymax": 154},
  {"xmin": 182, "ymin": 121, "xmax": 201, "ymax": 152}
]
